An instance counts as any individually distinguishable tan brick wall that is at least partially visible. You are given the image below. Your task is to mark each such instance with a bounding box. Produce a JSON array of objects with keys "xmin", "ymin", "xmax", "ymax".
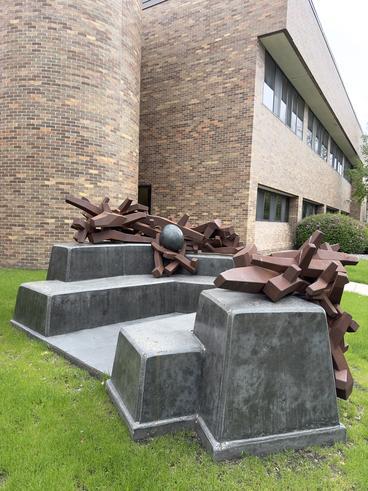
[
  {"xmin": 139, "ymin": 0, "xmax": 287, "ymax": 240},
  {"xmin": 0, "ymin": 0, "xmax": 141, "ymax": 268},
  {"xmin": 249, "ymin": 43, "xmax": 353, "ymax": 251}
]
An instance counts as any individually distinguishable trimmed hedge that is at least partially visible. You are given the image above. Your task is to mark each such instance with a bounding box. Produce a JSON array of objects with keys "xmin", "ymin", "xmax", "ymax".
[{"xmin": 296, "ymin": 213, "xmax": 368, "ymax": 254}]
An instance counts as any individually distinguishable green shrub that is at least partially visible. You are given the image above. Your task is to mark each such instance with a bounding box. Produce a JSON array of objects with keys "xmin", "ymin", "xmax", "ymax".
[{"xmin": 295, "ymin": 213, "xmax": 368, "ymax": 254}]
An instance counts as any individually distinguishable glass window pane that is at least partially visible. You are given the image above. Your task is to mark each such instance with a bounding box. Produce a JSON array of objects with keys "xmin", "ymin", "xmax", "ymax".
[
  {"xmin": 269, "ymin": 194, "xmax": 276, "ymax": 221},
  {"xmin": 273, "ymin": 68, "xmax": 283, "ymax": 117},
  {"xmin": 263, "ymin": 50, "xmax": 305, "ymax": 140},
  {"xmin": 263, "ymin": 83, "xmax": 274, "ymax": 111},
  {"xmin": 313, "ymin": 119, "xmax": 320, "ymax": 153},
  {"xmin": 285, "ymin": 84, "xmax": 292, "ymax": 127},
  {"xmin": 297, "ymin": 98, "xmax": 304, "ymax": 120},
  {"xmin": 263, "ymin": 192, "xmax": 271, "ymax": 220},
  {"xmin": 291, "ymin": 89, "xmax": 297, "ymax": 133},
  {"xmin": 281, "ymin": 197, "xmax": 289, "ymax": 222},
  {"xmin": 257, "ymin": 189, "xmax": 289, "ymax": 222},
  {"xmin": 264, "ymin": 53, "xmax": 276, "ymax": 89},
  {"xmin": 275, "ymin": 195, "xmax": 282, "ymax": 221},
  {"xmin": 280, "ymin": 77, "xmax": 287, "ymax": 123},
  {"xmin": 321, "ymin": 129, "xmax": 328, "ymax": 160}
]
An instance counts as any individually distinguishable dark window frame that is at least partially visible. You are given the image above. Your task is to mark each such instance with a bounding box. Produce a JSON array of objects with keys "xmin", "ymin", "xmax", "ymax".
[
  {"xmin": 329, "ymin": 139, "xmax": 345, "ymax": 176},
  {"xmin": 256, "ymin": 188, "xmax": 290, "ymax": 223},
  {"xmin": 302, "ymin": 199, "xmax": 319, "ymax": 219},
  {"xmin": 307, "ymin": 110, "xmax": 329, "ymax": 161},
  {"xmin": 263, "ymin": 52, "xmax": 304, "ymax": 140}
]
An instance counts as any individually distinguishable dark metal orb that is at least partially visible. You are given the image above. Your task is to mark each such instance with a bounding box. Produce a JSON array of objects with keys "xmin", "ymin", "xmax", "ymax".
[{"xmin": 160, "ymin": 224, "xmax": 184, "ymax": 252}]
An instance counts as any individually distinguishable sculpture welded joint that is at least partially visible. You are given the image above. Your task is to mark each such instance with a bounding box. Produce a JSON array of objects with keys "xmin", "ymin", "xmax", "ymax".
[
  {"xmin": 215, "ymin": 230, "xmax": 359, "ymax": 400},
  {"xmin": 66, "ymin": 194, "xmax": 243, "ymax": 277}
]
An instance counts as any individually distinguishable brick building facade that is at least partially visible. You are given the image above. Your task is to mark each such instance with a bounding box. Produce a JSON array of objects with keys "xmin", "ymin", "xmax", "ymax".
[
  {"xmin": 0, "ymin": 0, "xmax": 142, "ymax": 267},
  {"xmin": 0, "ymin": 0, "xmax": 365, "ymax": 267},
  {"xmin": 139, "ymin": 0, "xmax": 364, "ymax": 252}
]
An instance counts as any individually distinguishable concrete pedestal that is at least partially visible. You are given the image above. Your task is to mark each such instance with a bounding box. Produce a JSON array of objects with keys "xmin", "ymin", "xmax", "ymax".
[
  {"xmin": 107, "ymin": 313, "xmax": 202, "ymax": 439},
  {"xmin": 12, "ymin": 242, "xmax": 346, "ymax": 460},
  {"xmin": 108, "ymin": 289, "xmax": 345, "ymax": 460},
  {"xmin": 47, "ymin": 243, "xmax": 234, "ymax": 282},
  {"xmin": 193, "ymin": 289, "xmax": 345, "ymax": 460}
]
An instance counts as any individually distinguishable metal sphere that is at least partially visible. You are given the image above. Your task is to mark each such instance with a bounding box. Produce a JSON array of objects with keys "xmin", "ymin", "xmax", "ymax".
[{"xmin": 159, "ymin": 224, "xmax": 184, "ymax": 252}]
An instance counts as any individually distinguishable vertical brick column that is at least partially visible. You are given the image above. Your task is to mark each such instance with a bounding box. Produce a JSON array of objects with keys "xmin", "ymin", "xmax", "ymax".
[{"xmin": 0, "ymin": 0, "xmax": 141, "ymax": 268}]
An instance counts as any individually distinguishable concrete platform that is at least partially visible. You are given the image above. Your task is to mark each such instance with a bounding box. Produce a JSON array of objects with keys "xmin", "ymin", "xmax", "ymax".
[
  {"xmin": 47, "ymin": 243, "xmax": 234, "ymax": 282},
  {"xmin": 109, "ymin": 312, "xmax": 201, "ymax": 437},
  {"xmin": 108, "ymin": 289, "xmax": 346, "ymax": 459},
  {"xmin": 12, "ymin": 242, "xmax": 346, "ymax": 460},
  {"xmin": 193, "ymin": 289, "xmax": 345, "ymax": 460},
  {"xmin": 12, "ymin": 313, "xmax": 196, "ymax": 377},
  {"xmin": 12, "ymin": 275, "xmax": 213, "ymax": 336}
]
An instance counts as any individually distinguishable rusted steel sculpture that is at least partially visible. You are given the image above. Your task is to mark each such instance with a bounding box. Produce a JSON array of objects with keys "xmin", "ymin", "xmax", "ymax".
[
  {"xmin": 215, "ymin": 231, "xmax": 359, "ymax": 400},
  {"xmin": 66, "ymin": 194, "xmax": 243, "ymax": 277}
]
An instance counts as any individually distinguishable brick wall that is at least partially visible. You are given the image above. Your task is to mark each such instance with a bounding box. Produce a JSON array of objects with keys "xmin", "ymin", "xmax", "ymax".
[
  {"xmin": 139, "ymin": 0, "xmax": 287, "ymax": 239},
  {"xmin": 140, "ymin": 0, "xmax": 362, "ymax": 251},
  {"xmin": 0, "ymin": 0, "xmax": 141, "ymax": 268}
]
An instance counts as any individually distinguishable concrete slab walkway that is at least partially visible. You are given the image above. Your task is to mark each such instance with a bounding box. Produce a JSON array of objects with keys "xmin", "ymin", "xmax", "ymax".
[{"xmin": 345, "ymin": 281, "xmax": 368, "ymax": 296}]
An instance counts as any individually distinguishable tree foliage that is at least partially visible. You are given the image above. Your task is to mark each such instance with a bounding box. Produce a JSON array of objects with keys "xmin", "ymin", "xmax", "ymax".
[{"xmin": 349, "ymin": 135, "xmax": 368, "ymax": 204}]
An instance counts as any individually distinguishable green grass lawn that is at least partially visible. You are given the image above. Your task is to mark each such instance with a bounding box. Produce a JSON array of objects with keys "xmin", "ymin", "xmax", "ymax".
[
  {"xmin": 346, "ymin": 259, "xmax": 368, "ymax": 285},
  {"xmin": 0, "ymin": 269, "xmax": 367, "ymax": 490}
]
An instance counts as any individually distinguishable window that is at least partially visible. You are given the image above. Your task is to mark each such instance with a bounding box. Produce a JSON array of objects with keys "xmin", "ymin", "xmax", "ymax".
[
  {"xmin": 263, "ymin": 53, "xmax": 276, "ymax": 111},
  {"xmin": 263, "ymin": 52, "xmax": 304, "ymax": 139},
  {"xmin": 256, "ymin": 188, "xmax": 289, "ymax": 222},
  {"xmin": 321, "ymin": 128, "xmax": 329, "ymax": 161},
  {"xmin": 142, "ymin": 0, "xmax": 168, "ymax": 8},
  {"xmin": 327, "ymin": 206, "xmax": 339, "ymax": 214},
  {"xmin": 302, "ymin": 200, "xmax": 319, "ymax": 218},
  {"xmin": 307, "ymin": 110, "xmax": 329, "ymax": 161},
  {"xmin": 329, "ymin": 140, "xmax": 344, "ymax": 176},
  {"xmin": 138, "ymin": 185, "xmax": 152, "ymax": 213},
  {"xmin": 263, "ymin": 53, "xmax": 358, "ymax": 181},
  {"xmin": 344, "ymin": 159, "xmax": 352, "ymax": 182}
]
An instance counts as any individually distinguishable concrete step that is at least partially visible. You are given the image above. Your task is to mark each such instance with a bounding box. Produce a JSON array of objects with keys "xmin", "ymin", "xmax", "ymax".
[
  {"xmin": 47, "ymin": 243, "xmax": 234, "ymax": 282},
  {"xmin": 107, "ymin": 312, "xmax": 202, "ymax": 439},
  {"xmin": 12, "ymin": 275, "xmax": 214, "ymax": 336}
]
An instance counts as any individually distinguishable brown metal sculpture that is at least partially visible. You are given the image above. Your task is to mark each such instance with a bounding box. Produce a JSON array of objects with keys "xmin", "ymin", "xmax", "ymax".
[
  {"xmin": 66, "ymin": 194, "xmax": 243, "ymax": 277},
  {"xmin": 215, "ymin": 230, "xmax": 359, "ymax": 400}
]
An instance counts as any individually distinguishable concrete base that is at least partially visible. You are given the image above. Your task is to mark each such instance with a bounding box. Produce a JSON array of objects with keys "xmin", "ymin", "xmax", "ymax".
[
  {"xmin": 110, "ymin": 312, "xmax": 202, "ymax": 425},
  {"xmin": 12, "ymin": 242, "xmax": 347, "ymax": 460},
  {"xmin": 12, "ymin": 275, "xmax": 213, "ymax": 336},
  {"xmin": 196, "ymin": 416, "xmax": 346, "ymax": 461},
  {"xmin": 108, "ymin": 288, "xmax": 346, "ymax": 459},
  {"xmin": 47, "ymin": 243, "xmax": 234, "ymax": 282},
  {"xmin": 194, "ymin": 290, "xmax": 342, "ymax": 444},
  {"xmin": 106, "ymin": 379, "xmax": 196, "ymax": 440}
]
